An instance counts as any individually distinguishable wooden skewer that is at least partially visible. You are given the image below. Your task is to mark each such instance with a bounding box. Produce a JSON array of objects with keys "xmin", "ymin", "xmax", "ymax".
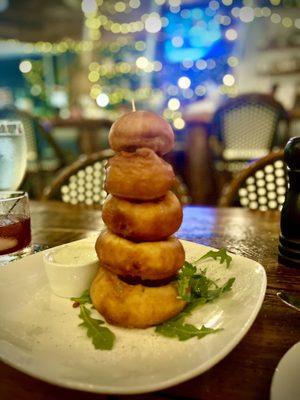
[{"xmin": 131, "ymin": 98, "xmax": 136, "ymax": 112}]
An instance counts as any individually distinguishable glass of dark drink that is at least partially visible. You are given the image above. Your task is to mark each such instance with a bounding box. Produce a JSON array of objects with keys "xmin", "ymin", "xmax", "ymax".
[{"xmin": 0, "ymin": 191, "xmax": 32, "ymax": 264}]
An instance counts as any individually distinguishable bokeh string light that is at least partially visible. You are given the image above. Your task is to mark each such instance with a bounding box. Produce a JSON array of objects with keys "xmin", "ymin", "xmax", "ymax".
[
  {"xmin": 19, "ymin": 60, "xmax": 32, "ymax": 73},
  {"xmin": 8, "ymin": 0, "xmax": 300, "ymax": 128},
  {"xmin": 81, "ymin": 0, "xmax": 300, "ymax": 129},
  {"xmin": 4, "ymin": 2, "xmax": 298, "ymax": 55}
]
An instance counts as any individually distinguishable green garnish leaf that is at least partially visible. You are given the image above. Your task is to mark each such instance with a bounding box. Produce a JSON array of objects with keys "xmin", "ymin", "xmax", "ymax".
[
  {"xmin": 178, "ymin": 299, "xmax": 207, "ymax": 318},
  {"xmin": 191, "ymin": 275, "xmax": 235, "ymax": 302},
  {"xmin": 222, "ymin": 277, "xmax": 235, "ymax": 292},
  {"xmin": 71, "ymin": 289, "xmax": 92, "ymax": 305},
  {"xmin": 155, "ymin": 319, "xmax": 222, "ymax": 341},
  {"xmin": 171, "ymin": 299, "xmax": 207, "ymax": 324},
  {"xmin": 79, "ymin": 305, "xmax": 115, "ymax": 350},
  {"xmin": 197, "ymin": 248, "xmax": 233, "ymax": 269},
  {"xmin": 168, "ymin": 249, "xmax": 236, "ymax": 341},
  {"xmin": 177, "ymin": 261, "xmax": 197, "ymax": 301},
  {"xmin": 177, "ymin": 260, "xmax": 235, "ymax": 303},
  {"xmin": 190, "ymin": 273, "xmax": 218, "ymax": 299},
  {"xmin": 156, "ymin": 295, "xmax": 222, "ymax": 341}
]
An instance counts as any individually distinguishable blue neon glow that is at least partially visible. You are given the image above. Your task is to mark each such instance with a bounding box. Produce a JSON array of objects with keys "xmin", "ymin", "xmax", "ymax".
[{"xmin": 164, "ymin": 10, "xmax": 222, "ymax": 63}]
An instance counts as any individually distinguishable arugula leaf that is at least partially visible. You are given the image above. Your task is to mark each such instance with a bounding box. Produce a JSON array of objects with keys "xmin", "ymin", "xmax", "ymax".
[
  {"xmin": 71, "ymin": 289, "xmax": 92, "ymax": 305},
  {"xmin": 177, "ymin": 260, "xmax": 235, "ymax": 303},
  {"xmin": 190, "ymin": 272, "xmax": 218, "ymax": 298},
  {"xmin": 156, "ymin": 294, "xmax": 223, "ymax": 341},
  {"xmin": 79, "ymin": 305, "xmax": 115, "ymax": 350},
  {"xmin": 196, "ymin": 248, "xmax": 233, "ymax": 269},
  {"xmin": 157, "ymin": 251, "xmax": 236, "ymax": 342},
  {"xmin": 222, "ymin": 277, "xmax": 235, "ymax": 292},
  {"xmin": 155, "ymin": 319, "xmax": 222, "ymax": 341},
  {"xmin": 191, "ymin": 275, "xmax": 235, "ymax": 302},
  {"xmin": 171, "ymin": 299, "xmax": 207, "ymax": 323},
  {"xmin": 156, "ymin": 269, "xmax": 234, "ymax": 341},
  {"xmin": 179, "ymin": 299, "xmax": 207, "ymax": 318},
  {"xmin": 177, "ymin": 261, "xmax": 197, "ymax": 301},
  {"xmin": 202, "ymin": 278, "xmax": 235, "ymax": 301}
]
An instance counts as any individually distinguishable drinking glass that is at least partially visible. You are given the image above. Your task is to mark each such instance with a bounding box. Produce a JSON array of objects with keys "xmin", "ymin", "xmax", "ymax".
[
  {"xmin": 0, "ymin": 120, "xmax": 27, "ymax": 190},
  {"xmin": 0, "ymin": 191, "xmax": 32, "ymax": 264}
]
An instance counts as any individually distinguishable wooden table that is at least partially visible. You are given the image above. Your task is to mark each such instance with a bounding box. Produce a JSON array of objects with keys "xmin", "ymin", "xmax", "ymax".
[{"xmin": 1, "ymin": 201, "xmax": 300, "ymax": 400}]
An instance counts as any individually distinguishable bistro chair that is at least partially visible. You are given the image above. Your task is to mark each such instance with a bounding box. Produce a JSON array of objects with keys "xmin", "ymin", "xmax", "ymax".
[
  {"xmin": 218, "ymin": 150, "xmax": 287, "ymax": 210},
  {"xmin": 43, "ymin": 150, "xmax": 191, "ymax": 208},
  {"xmin": 212, "ymin": 93, "xmax": 289, "ymax": 174},
  {"xmin": 0, "ymin": 107, "xmax": 67, "ymax": 197}
]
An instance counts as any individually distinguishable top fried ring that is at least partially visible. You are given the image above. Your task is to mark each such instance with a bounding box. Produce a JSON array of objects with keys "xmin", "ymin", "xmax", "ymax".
[{"xmin": 108, "ymin": 111, "xmax": 174, "ymax": 155}]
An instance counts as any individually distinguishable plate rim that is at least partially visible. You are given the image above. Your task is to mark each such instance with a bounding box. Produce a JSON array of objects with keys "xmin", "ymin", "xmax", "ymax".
[
  {"xmin": 270, "ymin": 341, "xmax": 300, "ymax": 400},
  {"xmin": 0, "ymin": 239, "xmax": 267, "ymax": 394}
]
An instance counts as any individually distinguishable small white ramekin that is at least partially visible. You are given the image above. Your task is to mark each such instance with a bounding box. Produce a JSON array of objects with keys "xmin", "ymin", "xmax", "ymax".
[{"xmin": 43, "ymin": 242, "xmax": 99, "ymax": 298}]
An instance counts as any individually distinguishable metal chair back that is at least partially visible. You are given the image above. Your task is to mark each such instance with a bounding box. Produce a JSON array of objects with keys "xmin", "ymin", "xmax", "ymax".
[
  {"xmin": 212, "ymin": 93, "xmax": 288, "ymax": 173},
  {"xmin": 43, "ymin": 150, "xmax": 190, "ymax": 208},
  {"xmin": 219, "ymin": 150, "xmax": 287, "ymax": 210}
]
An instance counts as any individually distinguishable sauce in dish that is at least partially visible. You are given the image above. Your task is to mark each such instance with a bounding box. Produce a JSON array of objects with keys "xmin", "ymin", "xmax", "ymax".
[
  {"xmin": 50, "ymin": 244, "xmax": 98, "ymax": 266},
  {"xmin": 43, "ymin": 241, "xmax": 99, "ymax": 298}
]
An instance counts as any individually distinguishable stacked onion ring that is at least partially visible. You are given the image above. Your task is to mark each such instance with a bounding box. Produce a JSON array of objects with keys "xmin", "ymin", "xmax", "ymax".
[{"xmin": 91, "ymin": 110, "xmax": 186, "ymax": 328}]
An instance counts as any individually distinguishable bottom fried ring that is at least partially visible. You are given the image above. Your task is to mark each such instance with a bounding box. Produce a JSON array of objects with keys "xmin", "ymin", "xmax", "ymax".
[
  {"xmin": 95, "ymin": 229, "xmax": 185, "ymax": 280},
  {"xmin": 90, "ymin": 267, "xmax": 186, "ymax": 328}
]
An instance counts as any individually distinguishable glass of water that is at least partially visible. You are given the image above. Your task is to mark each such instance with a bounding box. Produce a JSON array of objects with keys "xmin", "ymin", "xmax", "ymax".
[{"xmin": 0, "ymin": 120, "xmax": 27, "ymax": 190}]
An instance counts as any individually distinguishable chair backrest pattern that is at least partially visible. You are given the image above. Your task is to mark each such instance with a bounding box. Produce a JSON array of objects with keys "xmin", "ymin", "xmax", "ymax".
[
  {"xmin": 238, "ymin": 159, "xmax": 287, "ymax": 210},
  {"xmin": 61, "ymin": 159, "xmax": 108, "ymax": 206},
  {"xmin": 213, "ymin": 94, "xmax": 288, "ymax": 161},
  {"xmin": 43, "ymin": 149, "xmax": 114, "ymax": 207},
  {"xmin": 44, "ymin": 150, "xmax": 190, "ymax": 207},
  {"xmin": 219, "ymin": 151, "xmax": 288, "ymax": 210}
]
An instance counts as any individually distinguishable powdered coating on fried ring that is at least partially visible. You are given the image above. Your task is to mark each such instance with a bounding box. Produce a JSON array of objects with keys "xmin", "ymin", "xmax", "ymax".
[
  {"xmin": 105, "ymin": 148, "xmax": 175, "ymax": 200},
  {"xmin": 102, "ymin": 191, "xmax": 183, "ymax": 241},
  {"xmin": 95, "ymin": 229, "xmax": 185, "ymax": 280},
  {"xmin": 90, "ymin": 266, "xmax": 186, "ymax": 328},
  {"xmin": 108, "ymin": 110, "xmax": 174, "ymax": 155}
]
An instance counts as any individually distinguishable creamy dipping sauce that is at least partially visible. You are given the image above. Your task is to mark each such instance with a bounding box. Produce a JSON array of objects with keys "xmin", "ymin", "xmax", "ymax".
[
  {"xmin": 43, "ymin": 240, "xmax": 99, "ymax": 298},
  {"xmin": 50, "ymin": 243, "xmax": 98, "ymax": 266}
]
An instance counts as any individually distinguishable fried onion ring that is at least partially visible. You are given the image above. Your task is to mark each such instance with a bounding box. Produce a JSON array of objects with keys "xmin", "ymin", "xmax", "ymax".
[
  {"xmin": 102, "ymin": 191, "xmax": 182, "ymax": 241},
  {"xmin": 108, "ymin": 111, "xmax": 174, "ymax": 155},
  {"xmin": 95, "ymin": 229, "xmax": 185, "ymax": 280},
  {"xmin": 105, "ymin": 148, "xmax": 175, "ymax": 200},
  {"xmin": 90, "ymin": 267, "xmax": 186, "ymax": 328}
]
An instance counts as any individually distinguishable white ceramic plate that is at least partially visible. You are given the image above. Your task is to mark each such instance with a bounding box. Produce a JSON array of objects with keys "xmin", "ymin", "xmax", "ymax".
[
  {"xmin": 271, "ymin": 342, "xmax": 300, "ymax": 400},
  {"xmin": 0, "ymin": 238, "xmax": 266, "ymax": 394}
]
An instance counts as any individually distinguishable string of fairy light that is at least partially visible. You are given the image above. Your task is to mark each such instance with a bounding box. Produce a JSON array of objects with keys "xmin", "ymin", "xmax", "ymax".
[
  {"xmin": 11, "ymin": 0, "xmax": 300, "ymax": 129},
  {"xmin": 11, "ymin": 2, "xmax": 300, "ymax": 56},
  {"xmin": 82, "ymin": 0, "xmax": 164, "ymax": 108},
  {"xmin": 10, "ymin": 0, "xmax": 300, "ymax": 54},
  {"xmin": 84, "ymin": 0, "xmax": 300, "ymax": 128}
]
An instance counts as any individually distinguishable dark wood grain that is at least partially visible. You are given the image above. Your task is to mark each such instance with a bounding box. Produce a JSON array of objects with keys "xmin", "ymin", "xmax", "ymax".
[{"xmin": 1, "ymin": 201, "xmax": 300, "ymax": 400}]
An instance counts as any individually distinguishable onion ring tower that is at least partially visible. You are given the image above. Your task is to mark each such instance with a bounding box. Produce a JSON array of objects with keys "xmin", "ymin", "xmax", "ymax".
[{"xmin": 91, "ymin": 104, "xmax": 186, "ymax": 328}]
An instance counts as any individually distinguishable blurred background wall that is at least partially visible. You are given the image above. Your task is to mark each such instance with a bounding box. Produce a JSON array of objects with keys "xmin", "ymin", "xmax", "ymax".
[{"xmin": 0, "ymin": 0, "xmax": 299, "ymax": 204}]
